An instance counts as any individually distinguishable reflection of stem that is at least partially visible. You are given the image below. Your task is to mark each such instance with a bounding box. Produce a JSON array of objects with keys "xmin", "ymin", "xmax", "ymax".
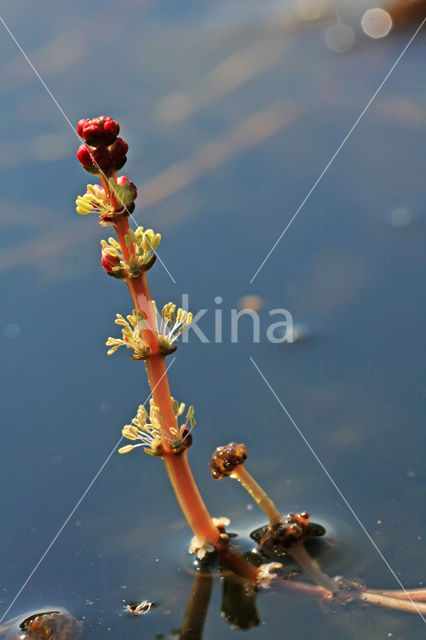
[
  {"xmin": 288, "ymin": 542, "xmax": 335, "ymax": 594},
  {"xmin": 179, "ymin": 568, "xmax": 213, "ymax": 640},
  {"xmin": 221, "ymin": 572, "xmax": 260, "ymax": 630},
  {"xmin": 230, "ymin": 466, "xmax": 282, "ymax": 525}
]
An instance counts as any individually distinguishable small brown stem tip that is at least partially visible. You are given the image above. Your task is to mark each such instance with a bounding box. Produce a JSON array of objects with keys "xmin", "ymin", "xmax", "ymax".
[{"xmin": 209, "ymin": 443, "xmax": 248, "ymax": 480}]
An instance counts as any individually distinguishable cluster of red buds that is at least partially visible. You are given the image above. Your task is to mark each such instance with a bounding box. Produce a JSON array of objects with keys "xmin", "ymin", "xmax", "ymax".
[{"xmin": 76, "ymin": 116, "xmax": 128, "ymax": 176}]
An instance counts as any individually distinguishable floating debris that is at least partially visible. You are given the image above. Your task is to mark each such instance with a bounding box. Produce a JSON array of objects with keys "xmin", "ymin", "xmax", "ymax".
[
  {"xmin": 20, "ymin": 610, "xmax": 82, "ymax": 639},
  {"xmin": 0, "ymin": 609, "xmax": 82, "ymax": 639},
  {"xmin": 125, "ymin": 600, "xmax": 154, "ymax": 616}
]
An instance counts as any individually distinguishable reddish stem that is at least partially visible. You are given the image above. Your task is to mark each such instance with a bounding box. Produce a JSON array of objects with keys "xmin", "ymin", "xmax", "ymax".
[
  {"xmin": 113, "ymin": 216, "xmax": 221, "ymax": 545},
  {"xmin": 366, "ymin": 587, "xmax": 426, "ymax": 602},
  {"xmin": 361, "ymin": 590, "xmax": 426, "ymax": 614}
]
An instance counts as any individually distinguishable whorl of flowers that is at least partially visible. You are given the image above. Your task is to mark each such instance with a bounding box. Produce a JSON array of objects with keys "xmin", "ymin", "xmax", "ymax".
[
  {"xmin": 119, "ymin": 397, "xmax": 196, "ymax": 456},
  {"xmin": 76, "ymin": 177, "xmax": 137, "ymax": 226},
  {"xmin": 106, "ymin": 310, "xmax": 151, "ymax": 360},
  {"xmin": 101, "ymin": 226, "xmax": 161, "ymax": 279},
  {"xmin": 156, "ymin": 302, "xmax": 193, "ymax": 351}
]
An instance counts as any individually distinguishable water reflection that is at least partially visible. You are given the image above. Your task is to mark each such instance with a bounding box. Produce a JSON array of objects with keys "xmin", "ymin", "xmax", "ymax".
[{"xmin": 155, "ymin": 564, "xmax": 259, "ymax": 639}]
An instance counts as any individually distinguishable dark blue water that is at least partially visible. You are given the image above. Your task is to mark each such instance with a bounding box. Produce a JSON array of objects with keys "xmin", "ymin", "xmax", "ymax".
[{"xmin": 0, "ymin": 1, "xmax": 425, "ymax": 637}]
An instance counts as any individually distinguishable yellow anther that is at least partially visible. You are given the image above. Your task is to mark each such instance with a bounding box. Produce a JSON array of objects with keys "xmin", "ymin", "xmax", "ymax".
[{"xmin": 118, "ymin": 445, "xmax": 135, "ymax": 454}]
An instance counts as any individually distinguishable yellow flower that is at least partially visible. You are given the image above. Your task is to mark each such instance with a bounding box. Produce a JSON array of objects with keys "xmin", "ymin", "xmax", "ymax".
[
  {"xmin": 106, "ymin": 310, "xmax": 150, "ymax": 360},
  {"xmin": 157, "ymin": 302, "xmax": 193, "ymax": 350},
  {"xmin": 120, "ymin": 398, "xmax": 195, "ymax": 457},
  {"xmin": 76, "ymin": 184, "xmax": 114, "ymax": 217}
]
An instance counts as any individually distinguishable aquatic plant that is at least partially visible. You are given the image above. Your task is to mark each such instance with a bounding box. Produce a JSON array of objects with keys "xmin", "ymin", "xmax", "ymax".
[{"xmin": 74, "ymin": 116, "xmax": 426, "ymax": 617}]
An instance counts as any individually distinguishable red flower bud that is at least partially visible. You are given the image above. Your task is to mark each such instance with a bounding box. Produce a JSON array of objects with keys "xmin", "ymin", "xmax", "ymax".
[
  {"xmin": 103, "ymin": 118, "xmax": 120, "ymax": 141},
  {"xmin": 76, "ymin": 144, "xmax": 94, "ymax": 170},
  {"xmin": 114, "ymin": 175, "xmax": 138, "ymax": 210},
  {"xmin": 117, "ymin": 175, "xmax": 137, "ymax": 198},
  {"xmin": 92, "ymin": 146, "xmax": 112, "ymax": 171},
  {"xmin": 110, "ymin": 138, "xmax": 128, "ymax": 170},
  {"xmin": 77, "ymin": 116, "xmax": 120, "ymax": 146},
  {"xmin": 101, "ymin": 249, "xmax": 121, "ymax": 273},
  {"xmin": 77, "ymin": 119, "xmax": 89, "ymax": 137}
]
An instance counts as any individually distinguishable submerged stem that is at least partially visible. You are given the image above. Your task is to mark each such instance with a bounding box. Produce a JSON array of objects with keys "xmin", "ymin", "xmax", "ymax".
[
  {"xmin": 361, "ymin": 591, "xmax": 426, "ymax": 615},
  {"xmin": 366, "ymin": 587, "xmax": 426, "ymax": 602}
]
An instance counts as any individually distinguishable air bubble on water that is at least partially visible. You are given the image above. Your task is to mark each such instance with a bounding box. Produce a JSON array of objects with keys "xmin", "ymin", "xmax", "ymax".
[{"xmin": 324, "ymin": 23, "xmax": 356, "ymax": 53}]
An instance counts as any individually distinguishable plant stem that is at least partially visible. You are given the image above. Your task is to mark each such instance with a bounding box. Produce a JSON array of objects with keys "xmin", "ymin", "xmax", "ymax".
[
  {"xmin": 229, "ymin": 463, "xmax": 337, "ymax": 592},
  {"xmin": 113, "ymin": 215, "xmax": 221, "ymax": 545},
  {"xmin": 361, "ymin": 590, "xmax": 426, "ymax": 614},
  {"xmin": 231, "ymin": 465, "xmax": 282, "ymax": 525},
  {"xmin": 218, "ymin": 548, "xmax": 262, "ymax": 584},
  {"xmin": 366, "ymin": 587, "xmax": 426, "ymax": 602},
  {"xmin": 107, "ymin": 201, "xmax": 267, "ymax": 581},
  {"xmin": 163, "ymin": 452, "xmax": 221, "ymax": 544}
]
